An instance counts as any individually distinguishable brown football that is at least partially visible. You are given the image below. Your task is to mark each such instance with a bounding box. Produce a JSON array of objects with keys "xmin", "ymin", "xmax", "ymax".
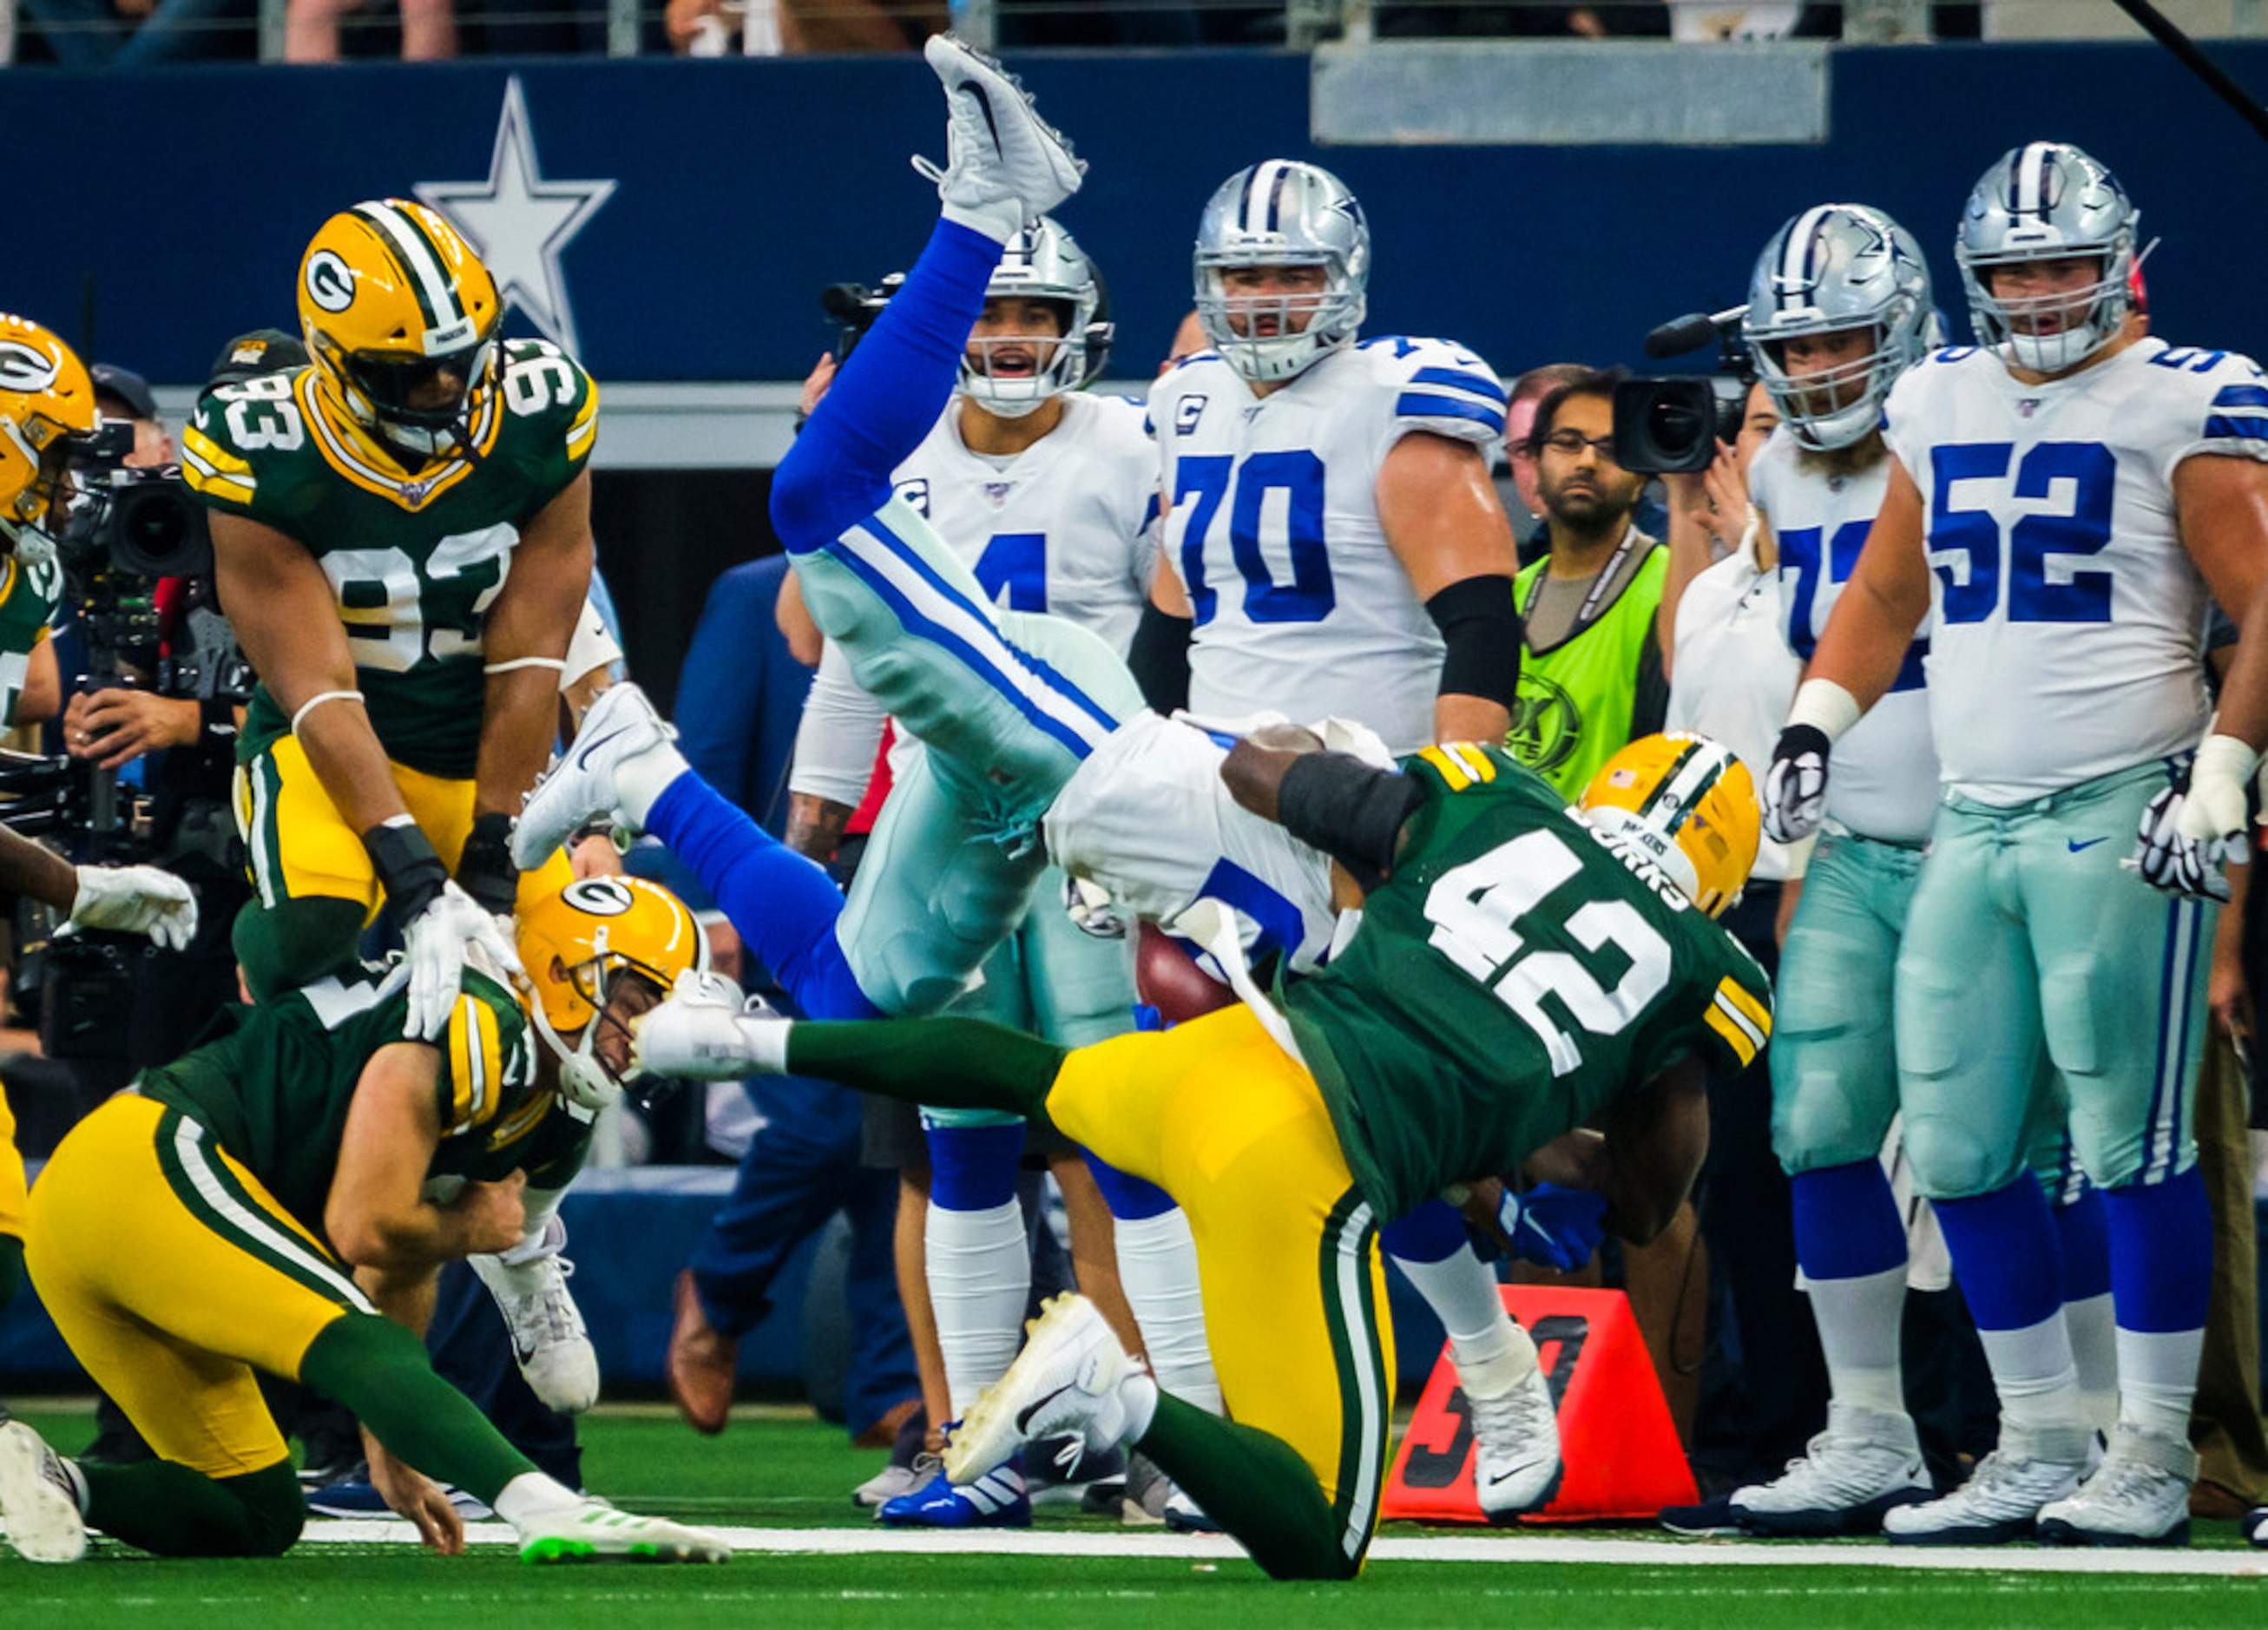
[{"xmin": 1135, "ymin": 920, "xmax": 1237, "ymax": 1025}]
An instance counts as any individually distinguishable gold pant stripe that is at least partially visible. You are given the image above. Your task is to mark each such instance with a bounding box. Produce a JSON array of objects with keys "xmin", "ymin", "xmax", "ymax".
[
  {"xmin": 1042, "ymin": 1005, "xmax": 1397, "ymax": 1541},
  {"xmin": 25, "ymin": 1096, "xmax": 364, "ymax": 1479}
]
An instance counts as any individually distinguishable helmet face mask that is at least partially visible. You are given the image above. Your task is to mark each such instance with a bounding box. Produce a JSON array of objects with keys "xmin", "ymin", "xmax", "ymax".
[
  {"xmin": 1577, "ymin": 733, "xmax": 1761, "ymax": 920},
  {"xmin": 298, "ymin": 199, "xmax": 505, "ymax": 463},
  {"xmin": 1744, "ymin": 203, "xmax": 1931, "ymax": 452},
  {"xmin": 1193, "ymin": 161, "xmax": 1369, "ymax": 386},
  {"xmin": 1956, "ymin": 141, "xmax": 2137, "ymax": 375},
  {"xmin": 960, "ymin": 216, "xmax": 1112, "ymax": 417},
  {"xmin": 514, "ymin": 876, "xmax": 709, "ymax": 1113}
]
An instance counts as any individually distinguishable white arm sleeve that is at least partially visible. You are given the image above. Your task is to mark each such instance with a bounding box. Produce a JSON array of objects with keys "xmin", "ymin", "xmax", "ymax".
[
  {"xmin": 788, "ymin": 639, "xmax": 886, "ymax": 808},
  {"xmin": 562, "ymin": 595, "xmax": 624, "ymax": 691}
]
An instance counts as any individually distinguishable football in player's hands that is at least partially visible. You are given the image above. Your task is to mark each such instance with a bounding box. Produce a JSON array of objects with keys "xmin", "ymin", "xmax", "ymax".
[{"xmin": 1761, "ymin": 724, "xmax": 1831, "ymax": 845}]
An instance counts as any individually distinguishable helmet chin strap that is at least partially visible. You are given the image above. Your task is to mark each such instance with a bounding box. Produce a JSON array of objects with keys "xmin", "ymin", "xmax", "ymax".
[{"xmin": 529, "ymin": 981, "xmax": 625, "ymax": 1114}]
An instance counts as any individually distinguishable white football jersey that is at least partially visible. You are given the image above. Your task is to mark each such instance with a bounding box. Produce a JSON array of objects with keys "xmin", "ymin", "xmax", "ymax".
[
  {"xmin": 1882, "ymin": 338, "xmax": 2266, "ymax": 804},
  {"xmin": 1748, "ymin": 430, "xmax": 1941, "ymax": 843},
  {"xmin": 1150, "ymin": 338, "xmax": 1509, "ymax": 754},
  {"xmin": 788, "ymin": 391, "xmax": 1159, "ymax": 805},
  {"xmin": 1044, "ymin": 710, "xmax": 1339, "ymax": 975}
]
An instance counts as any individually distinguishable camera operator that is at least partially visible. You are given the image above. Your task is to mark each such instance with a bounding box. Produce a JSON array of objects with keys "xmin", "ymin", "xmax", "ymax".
[
  {"xmin": 1506, "ymin": 367, "xmax": 1669, "ymax": 799},
  {"xmin": 58, "ymin": 345, "xmax": 264, "ymax": 1068}
]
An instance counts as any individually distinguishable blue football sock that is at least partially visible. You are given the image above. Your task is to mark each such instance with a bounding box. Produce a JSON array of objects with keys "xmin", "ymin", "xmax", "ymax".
[{"xmin": 1791, "ymin": 1159, "xmax": 1908, "ymax": 1283}]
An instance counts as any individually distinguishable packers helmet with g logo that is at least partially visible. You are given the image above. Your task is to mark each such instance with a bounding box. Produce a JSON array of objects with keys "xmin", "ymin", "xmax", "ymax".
[
  {"xmin": 516, "ymin": 875, "xmax": 709, "ymax": 1111},
  {"xmin": 298, "ymin": 198, "xmax": 503, "ymax": 462},
  {"xmin": 1578, "ymin": 733, "xmax": 1760, "ymax": 919},
  {"xmin": 0, "ymin": 316, "xmax": 97, "ymax": 569}
]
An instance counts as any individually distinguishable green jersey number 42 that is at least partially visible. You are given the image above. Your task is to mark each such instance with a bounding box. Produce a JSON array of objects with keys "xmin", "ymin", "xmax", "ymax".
[{"xmin": 1424, "ymin": 829, "xmax": 1673, "ymax": 1077}]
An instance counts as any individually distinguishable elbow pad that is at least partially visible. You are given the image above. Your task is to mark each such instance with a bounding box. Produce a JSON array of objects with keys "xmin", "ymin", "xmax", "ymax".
[
  {"xmin": 1275, "ymin": 751, "xmax": 1424, "ymax": 892},
  {"xmin": 1427, "ymin": 575, "xmax": 1522, "ymax": 709},
  {"xmin": 1127, "ymin": 601, "xmax": 1193, "ymax": 715}
]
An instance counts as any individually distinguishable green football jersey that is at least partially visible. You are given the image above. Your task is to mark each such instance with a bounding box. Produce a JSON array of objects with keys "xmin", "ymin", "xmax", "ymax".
[
  {"xmin": 1285, "ymin": 743, "xmax": 1773, "ymax": 1220},
  {"xmin": 0, "ymin": 552, "xmax": 61, "ymax": 726},
  {"xmin": 138, "ymin": 964, "xmax": 567, "ymax": 1242},
  {"xmin": 183, "ymin": 339, "xmax": 598, "ymax": 779}
]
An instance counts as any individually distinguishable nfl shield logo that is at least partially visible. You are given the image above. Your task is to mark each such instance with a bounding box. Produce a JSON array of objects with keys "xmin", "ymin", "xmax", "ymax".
[
  {"xmin": 2017, "ymin": 398, "xmax": 2041, "ymax": 418},
  {"xmin": 984, "ymin": 482, "xmax": 1014, "ymax": 508}
]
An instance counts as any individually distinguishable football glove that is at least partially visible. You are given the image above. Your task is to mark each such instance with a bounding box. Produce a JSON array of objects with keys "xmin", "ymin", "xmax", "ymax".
[
  {"xmin": 401, "ymin": 882, "xmax": 525, "ymax": 1042},
  {"xmin": 2173, "ymin": 733, "xmax": 2260, "ymax": 852},
  {"xmin": 2134, "ymin": 778, "xmax": 2232, "ymax": 904},
  {"xmin": 634, "ymin": 968, "xmax": 785, "ymax": 1081},
  {"xmin": 1496, "ymin": 1183, "xmax": 1608, "ymax": 1274},
  {"xmin": 1063, "ymin": 874, "xmax": 1125, "ymax": 940},
  {"xmin": 1761, "ymin": 724, "xmax": 1832, "ymax": 845},
  {"xmin": 69, "ymin": 864, "xmax": 199, "ymax": 950}
]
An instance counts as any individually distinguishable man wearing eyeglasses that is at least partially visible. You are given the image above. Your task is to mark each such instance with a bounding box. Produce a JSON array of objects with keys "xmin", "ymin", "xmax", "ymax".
[{"xmin": 1508, "ymin": 367, "xmax": 1668, "ymax": 799}]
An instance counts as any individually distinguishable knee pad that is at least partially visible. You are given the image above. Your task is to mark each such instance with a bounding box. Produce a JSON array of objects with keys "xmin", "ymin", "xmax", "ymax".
[{"xmin": 1901, "ymin": 1111, "xmax": 2017, "ymax": 1201}]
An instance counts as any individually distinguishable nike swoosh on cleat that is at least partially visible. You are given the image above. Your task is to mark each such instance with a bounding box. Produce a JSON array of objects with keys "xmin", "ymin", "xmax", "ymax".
[
  {"xmin": 572, "ymin": 722, "xmax": 634, "ymax": 772},
  {"xmin": 1014, "ymin": 1384, "xmax": 1074, "ymax": 1434},
  {"xmin": 965, "ymin": 82, "xmax": 1003, "ymax": 156},
  {"xmin": 2067, "ymin": 837, "xmax": 2109, "ymax": 852}
]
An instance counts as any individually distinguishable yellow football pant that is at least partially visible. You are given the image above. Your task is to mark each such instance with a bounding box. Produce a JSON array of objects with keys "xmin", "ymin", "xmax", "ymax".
[
  {"xmin": 1045, "ymin": 1005, "xmax": 1396, "ymax": 1560},
  {"xmin": 234, "ymin": 733, "xmax": 571, "ymax": 920},
  {"xmin": 0, "ymin": 1075, "xmax": 24, "ymax": 1246},
  {"xmin": 25, "ymin": 1095, "xmax": 373, "ymax": 1479}
]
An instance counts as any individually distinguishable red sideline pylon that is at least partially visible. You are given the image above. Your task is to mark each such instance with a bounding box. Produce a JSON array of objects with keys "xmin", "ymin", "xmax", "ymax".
[{"xmin": 1381, "ymin": 1285, "xmax": 1695, "ymax": 1524}]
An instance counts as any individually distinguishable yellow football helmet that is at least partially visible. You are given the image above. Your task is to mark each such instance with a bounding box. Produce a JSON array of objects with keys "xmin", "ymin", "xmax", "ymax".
[
  {"xmin": 516, "ymin": 875, "xmax": 710, "ymax": 1111},
  {"xmin": 1579, "ymin": 732, "xmax": 1760, "ymax": 919},
  {"xmin": 297, "ymin": 199, "xmax": 503, "ymax": 461},
  {"xmin": 0, "ymin": 316, "xmax": 97, "ymax": 568}
]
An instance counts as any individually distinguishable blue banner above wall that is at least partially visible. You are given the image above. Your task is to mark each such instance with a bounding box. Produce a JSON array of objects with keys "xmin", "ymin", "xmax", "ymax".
[{"xmin": 33, "ymin": 43, "xmax": 2268, "ymax": 391}]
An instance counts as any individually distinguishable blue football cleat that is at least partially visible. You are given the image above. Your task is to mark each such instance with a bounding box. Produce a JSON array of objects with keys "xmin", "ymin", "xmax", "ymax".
[{"xmin": 876, "ymin": 1457, "xmax": 1030, "ymax": 1528}]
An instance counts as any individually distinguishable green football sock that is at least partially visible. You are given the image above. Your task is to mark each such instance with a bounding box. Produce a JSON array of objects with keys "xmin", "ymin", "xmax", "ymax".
[
  {"xmin": 233, "ymin": 897, "xmax": 369, "ymax": 1002},
  {"xmin": 299, "ymin": 1313, "xmax": 536, "ymax": 1504},
  {"xmin": 1136, "ymin": 1392, "xmax": 1357, "ymax": 1581},
  {"xmin": 79, "ymin": 1457, "xmax": 306, "ymax": 1557},
  {"xmin": 0, "ymin": 1232, "xmax": 22, "ymax": 1310},
  {"xmin": 786, "ymin": 1017, "xmax": 1064, "ymax": 1119}
]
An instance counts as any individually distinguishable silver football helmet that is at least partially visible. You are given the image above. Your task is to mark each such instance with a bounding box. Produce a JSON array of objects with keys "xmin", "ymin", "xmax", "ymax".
[
  {"xmin": 1193, "ymin": 161, "xmax": 1370, "ymax": 385},
  {"xmin": 1956, "ymin": 141, "xmax": 2138, "ymax": 374},
  {"xmin": 1744, "ymin": 203, "xmax": 1932, "ymax": 452},
  {"xmin": 960, "ymin": 216, "xmax": 1113, "ymax": 418}
]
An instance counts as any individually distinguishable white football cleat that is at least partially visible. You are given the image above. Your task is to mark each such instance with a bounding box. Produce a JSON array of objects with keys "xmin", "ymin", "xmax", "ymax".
[
  {"xmin": 512, "ymin": 680, "xmax": 683, "ymax": 869},
  {"xmin": 472, "ymin": 1252, "xmax": 602, "ymax": 1416},
  {"xmin": 1881, "ymin": 1422, "xmax": 2091, "ymax": 1545},
  {"xmin": 920, "ymin": 33, "xmax": 1083, "ymax": 227},
  {"xmin": 516, "ymin": 1500, "xmax": 732, "ymax": 1565},
  {"xmin": 1467, "ymin": 1364, "xmax": 1564, "ymax": 1522},
  {"xmin": 1726, "ymin": 1402, "xmax": 1933, "ymax": 1537},
  {"xmin": 635, "ymin": 970, "xmax": 782, "ymax": 1082},
  {"xmin": 944, "ymin": 1293, "xmax": 1144, "ymax": 1485},
  {"xmin": 0, "ymin": 1421, "xmax": 87, "ymax": 1564},
  {"xmin": 2035, "ymin": 1425, "xmax": 2195, "ymax": 1548}
]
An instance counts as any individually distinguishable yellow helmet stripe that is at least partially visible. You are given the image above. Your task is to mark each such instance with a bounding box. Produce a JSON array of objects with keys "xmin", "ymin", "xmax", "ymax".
[
  {"xmin": 1640, "ymin": 737, "xmax": 1730, "ymax": 834},
  {"xmin": 351, "ymin": 200, "xmax": 463, "ymax": 336}
]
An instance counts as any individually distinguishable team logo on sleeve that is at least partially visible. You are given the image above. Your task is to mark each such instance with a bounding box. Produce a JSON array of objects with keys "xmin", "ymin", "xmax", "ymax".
[{"xmin": 305, "ymin": 251, "xmax": 358, "ymax": 314}]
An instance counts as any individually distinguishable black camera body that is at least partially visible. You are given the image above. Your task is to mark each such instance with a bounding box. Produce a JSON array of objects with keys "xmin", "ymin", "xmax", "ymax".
[
  {"xmin": 820, "ymin": 274, "xmax": 904, "ymax": 364},
  {"xmin": 1610, "ymin": 376, "xmax": 1753, "ymax": 476}
]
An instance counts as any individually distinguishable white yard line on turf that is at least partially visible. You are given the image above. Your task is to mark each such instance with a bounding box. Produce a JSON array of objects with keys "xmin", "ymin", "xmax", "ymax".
[{"xmin": 293, "ymin": 1521, "xmax": 2268, "ymax": 1577}]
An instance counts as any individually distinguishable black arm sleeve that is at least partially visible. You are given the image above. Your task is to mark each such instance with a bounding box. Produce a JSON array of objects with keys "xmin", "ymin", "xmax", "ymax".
[
  {"xmin": 1425, "ymin": 574, "xmax": 1522, "ymax": 707},
  {"xmin": 1127, "ymin": 601, "xmax": 1193, "ymax": 715},
  {"xmin": 1274, "ymin": 751, "xmax": 1427, "ymax": 893}
]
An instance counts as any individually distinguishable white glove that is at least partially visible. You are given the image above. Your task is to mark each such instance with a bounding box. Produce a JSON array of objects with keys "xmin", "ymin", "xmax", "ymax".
[
  {"xmin": 401, "ymin": 881, "xmax": 525, "ymax": 1042},
  {"xmin": 634, "ymin": 968, "xmax": 785, "ymax": 1081},
  {"xmin": 1761, "ymin": 725, "xmax": 1832, "ymax": 845},
  {"xmin": 2133, "ymin": 781, "xmax": 2231, "ymax": 903},
  {"xmin": 1062, "ymin": 874, "xmax": 1125, "ymax": 940},
  {"xmin": 2174, "ymin": 732, "xmax": 2260, "ymax": 851},
  {"xmin": 69, "ymin": 864, "xmax": 199, "ymax": 950}
]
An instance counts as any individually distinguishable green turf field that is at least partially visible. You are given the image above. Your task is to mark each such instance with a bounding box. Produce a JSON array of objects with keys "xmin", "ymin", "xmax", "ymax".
[{"xmin": 6, "ymin": 1401, "xmax": 2267, "ymax": 1629}]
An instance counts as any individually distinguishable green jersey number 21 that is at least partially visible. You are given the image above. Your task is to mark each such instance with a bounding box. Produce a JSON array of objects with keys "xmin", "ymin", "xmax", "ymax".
[{"xmin": 1423, "ymin": 829, "xmax": 1671, "ymax": 1076}]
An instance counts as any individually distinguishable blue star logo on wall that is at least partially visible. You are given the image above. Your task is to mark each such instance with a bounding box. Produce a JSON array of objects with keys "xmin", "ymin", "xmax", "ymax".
[{"xmin": 417, "ymin": 76, "xmax": 615, "ymax": 356}]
